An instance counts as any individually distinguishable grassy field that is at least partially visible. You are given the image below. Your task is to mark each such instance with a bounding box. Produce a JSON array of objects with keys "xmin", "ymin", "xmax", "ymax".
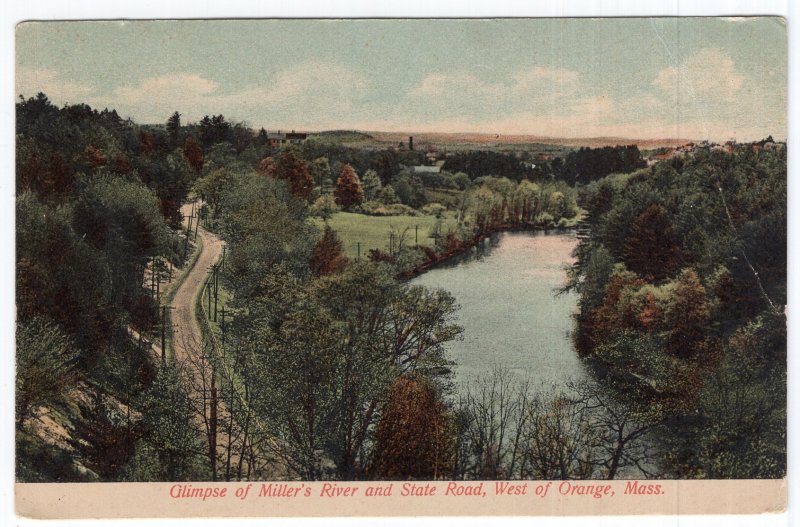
[{"xmin": 314, "ymin": 212, "xmax": 459, "ymax": 259}]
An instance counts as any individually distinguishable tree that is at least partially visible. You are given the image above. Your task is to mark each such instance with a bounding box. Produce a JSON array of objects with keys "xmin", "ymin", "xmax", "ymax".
[
  {"xmin": 259, "ymin": 148, "xmax": 313, "ymax": 199},
  {"xmin": 73, "ymin": 393, "xmax": 141, "ymax": 479},
  {"xmin": 133, "ymin": 364, "xmax": 206, "ymax": 481},
  {"xmin": 371, "ymin": 375, "xmax": 455, "ymax": 479},
  {"xmin": 455, "ymin": 368, "xmax": 527, "ymax": 479},
  {"xmin": 455, "ymin": 370, "xmax": 660, "ymax": 480},
  {"xmin": 309, "ymin": 225, "xmax": 349, "ymax": 276},
  {"xmin": 72, "ymin": 172, "xmax": 169, "ymax": 331},
  {"xmin": 393, "ymin": 174, "xmax": 427, "ymax": 208},
  {"xmin": 17, "ymin": 192, "xmax": 117, "ymax": 363},
  {"xmin": 256, "ymin": 156, "xmax": 275, "ymax": 177},
  {"xmin": 183, "ymin": 136, "xmax": 204, "ymax": 174},
  {"xmin": 231, "ymin": 123, "xmax": 253, "ymax": 154},
  {"xmin": 311, "ymin": 194, "xmax": 340, "ymax": 221},
  {"xmin": 334, "ymin": 164, "xmax": 363, "ymax": 209},
  {"xmin": 309, "ymin": 157, "xmax": 333, "ymax": 191},
  {"xmin": 376, "ymin": 184, "xmax": 398, "ymax": 205},
  {"xmin": 623, "ymin": 204, "xmax": 682, "ymax": 280},
  {"xmin": 166, "ymin": 111, "xmax": 182, "ymax": 147},
  {"xmin": 199, "ymin": 114, "xmax": 232, "ymax": 147},
  {"xmin": 238, "ymin": 262, "xmax": 461, "ymax": 479},
  {"xmin": 193, "ymin": 168, "xmax": 233, "ymax": 218},
  {"xmin": 85, "ymin": 144, "xmax": 107, "ymax": 168},
  {"xmin": 453, "ymin": 172, "xmax": 470, "ymax": 190},
  {"xmin": 16, "ymin": 317, "xmax": 79, "ymax": 429},
  {"xmin": 361, "ymin": 169, "xmax": 382, "ymax": 201},
  {"xmin": 665, "ymin": 268, "xmax": 713, "ymax": 358}
]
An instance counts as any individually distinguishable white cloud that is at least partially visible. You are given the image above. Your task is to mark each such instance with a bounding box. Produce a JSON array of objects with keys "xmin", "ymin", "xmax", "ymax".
[
  {"xmin": 65, "ymin": 62, "xmax": 372, "ymax": 125},
  {"xmin": 653, "ymin": 48, "xmax": 744, "ymax": 101},
  {"xmin": 114, "ymin": 73, "xmax": 219, "ymax": 104},
  {"xmin": 16, "ymin": 56, "xmax": 780, "ymax": 142},
  {"xmin": 407, "ymin": 66, "xmax": 580, "ymax": 101},
  {"xmin": 16, "ymin": 67, "xmax": 95, "ymax": 102},
  {"xmin": 268, "ymin": 61, "xmax": 368, "ymax": 100}
]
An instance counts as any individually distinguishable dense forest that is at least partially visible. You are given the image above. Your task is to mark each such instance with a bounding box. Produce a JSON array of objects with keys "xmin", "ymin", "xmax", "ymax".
[
  {"xmin": 15, "ymin": 92, "xmax": 786, "ymax": 482},
  {"xmin": 566, "ymin": 148, "xmax": 786, "ymax": 478}
]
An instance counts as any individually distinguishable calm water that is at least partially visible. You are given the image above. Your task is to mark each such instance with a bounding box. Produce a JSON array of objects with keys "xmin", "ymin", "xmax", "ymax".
[{"xmin": 411, "ymin": 231, "xmax": 587, "ymax": 389}]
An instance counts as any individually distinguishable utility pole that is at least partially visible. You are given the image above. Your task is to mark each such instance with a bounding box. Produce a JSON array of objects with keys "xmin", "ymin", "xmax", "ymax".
[
  {"xmin": 415, "ymin": 225, "xmax": 419, "ymax": 245},
  {"xmin": 221, "ymin": 305, "xmax": 233, "ymax": 481},
  {"xmin": 357, "ymin": 242, "xmax": 360, "ymax": 263},
  {"xmin": 161, "ymin": 305, "xmax": 167, "ymax": 364},
  {"xmin": 210, "ymin": 364, "xmax": 217, "ymax": 481},
  {"xmin": 221, "ymin": 307, "xmax": 226, "ymax": 349},
  {"xmin": 221, "ymin": 246, "xmax": 226, "ymax": 270},
  {"xmin": 207, "ymin": 280, "xmax": 212, "ymax": 318},
  {"xmin": 194, "ymin": 212, "xmax": 200, "ymax": 241},
  {"xmin": 213, "ymin": 264, "xmax": 219, "ymax": 322},
  {"xmin": 160, "ymin": 305, "xmax": 175, "ymax": 365},
  {"xmin": 183, "ymin": 215, "xmax": 190, "ymax": 261}
]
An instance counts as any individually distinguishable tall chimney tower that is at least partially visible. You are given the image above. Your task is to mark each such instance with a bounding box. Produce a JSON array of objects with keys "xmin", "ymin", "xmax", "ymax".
[{"xmin": 409, "ymin": 136, "xmax": 414, "ymax": 151}]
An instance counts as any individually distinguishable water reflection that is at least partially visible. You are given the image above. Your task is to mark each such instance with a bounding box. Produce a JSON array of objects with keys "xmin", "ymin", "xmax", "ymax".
[{"xmin": 411, "ymin": 230, "xmax": 587, "ymax": 390}]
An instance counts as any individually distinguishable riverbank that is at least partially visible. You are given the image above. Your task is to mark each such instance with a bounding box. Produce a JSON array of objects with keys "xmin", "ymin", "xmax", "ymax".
[{"xmin": 397, "ymin": 222, "xmax": 579, "ymax": 280}]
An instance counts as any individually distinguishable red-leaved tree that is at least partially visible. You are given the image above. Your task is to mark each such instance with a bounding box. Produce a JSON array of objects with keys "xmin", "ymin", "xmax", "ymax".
[
  {"xmin": 370, "ymin": 375, "xmax": 455, "ymax": 479},
  {"xmin": 309, "ymin": 225, "xmax": 349, "ymax": 276},
  {"xmin": 183, "ymin": 136, "xmax": 204, "ymax": 174},
  {"xmin": 258, "ymin": 148, "xmax": 313, "ymax": 199},
  {"xmin": 334, "ymin": 163, "xmax": 363, "ymax": 209}
]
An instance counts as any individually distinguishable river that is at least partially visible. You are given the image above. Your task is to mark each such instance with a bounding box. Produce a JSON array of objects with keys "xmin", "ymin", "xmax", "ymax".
[{"xmin": 411, "ymin": 230, "xmax": 588, "ymax": 390}]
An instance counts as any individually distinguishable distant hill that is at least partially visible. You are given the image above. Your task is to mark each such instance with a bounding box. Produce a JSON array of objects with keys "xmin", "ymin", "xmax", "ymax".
[
  {"xmin": 367, "ymin": 131, "xmax": 694, "ymax": 149},
  {"xmin": 309, "ymin": 130, "xmax": 374, "ymax": 144},
  {"xmin": 307, "ymin": 129, "xmax": 694, "ymax": 153}
]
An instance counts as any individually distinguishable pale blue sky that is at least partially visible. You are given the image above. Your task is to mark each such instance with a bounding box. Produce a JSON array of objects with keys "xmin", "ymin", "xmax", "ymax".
[{"xmin": 16, "ymin": 18, "xmax": 787, "ymax": 141}]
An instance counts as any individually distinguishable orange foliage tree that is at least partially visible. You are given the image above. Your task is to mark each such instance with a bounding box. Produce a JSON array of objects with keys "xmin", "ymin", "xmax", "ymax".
[
  {"xmin": 258, "ymin": 148, "xmax": 313, "ymax": 199},
  {"xmin": 334, "ymin": 163, "xmax": 363, "ymax": 209},
  {"xmin": 370, "ymin": 375, "xmax": 455, "ymax": 479},
  {"xmin": 309, "ymin": 225, "xmax": 349, "ymax": 276},
  {"xmin": 183, "ymin": 136, "xmax": 204, "ymax": 174}
]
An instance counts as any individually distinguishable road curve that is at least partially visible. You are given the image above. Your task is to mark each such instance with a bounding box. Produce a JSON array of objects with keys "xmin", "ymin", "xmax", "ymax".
[{"xmin": 170, "ymin": 202, "xmax": 224, "ymax": 365}]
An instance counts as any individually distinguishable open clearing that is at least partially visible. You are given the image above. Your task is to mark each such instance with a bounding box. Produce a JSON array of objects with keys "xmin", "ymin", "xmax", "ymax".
[{"xmin": 314, "ymin": 212, "xmax": 459, "ymax": 259}]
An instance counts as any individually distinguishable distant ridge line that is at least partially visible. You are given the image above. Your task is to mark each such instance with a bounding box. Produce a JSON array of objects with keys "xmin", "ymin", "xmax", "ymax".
[{"xmin": 314, "ymin": 130, "xmax": 697, "ymax": 148}]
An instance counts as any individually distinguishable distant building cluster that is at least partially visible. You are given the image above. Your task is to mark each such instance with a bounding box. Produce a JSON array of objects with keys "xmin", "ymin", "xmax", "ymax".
[{"xmin": 266, "ymin": 130, "xmax": 307, "ymax": 147}]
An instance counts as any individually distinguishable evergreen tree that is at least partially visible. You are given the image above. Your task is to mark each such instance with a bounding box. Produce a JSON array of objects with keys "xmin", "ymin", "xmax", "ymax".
[{"xmin": 166, "ymin": 111, "xmax": 182, "ymax": 147}]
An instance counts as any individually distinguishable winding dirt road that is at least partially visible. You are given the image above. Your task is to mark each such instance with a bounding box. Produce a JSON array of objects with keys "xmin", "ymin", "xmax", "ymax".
[
  {"xmin": 170, "ymin": 202, "xmax": 224, "ymax": 365},
  {"xmin": 168, "ymin": 203, "xmax": 284, "ymax": 480}
]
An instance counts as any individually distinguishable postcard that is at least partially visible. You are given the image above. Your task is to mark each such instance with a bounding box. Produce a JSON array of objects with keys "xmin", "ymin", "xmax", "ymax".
[{"xmin": 12, "ymin": 16, "xmax": 787, "ymax": 519}]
